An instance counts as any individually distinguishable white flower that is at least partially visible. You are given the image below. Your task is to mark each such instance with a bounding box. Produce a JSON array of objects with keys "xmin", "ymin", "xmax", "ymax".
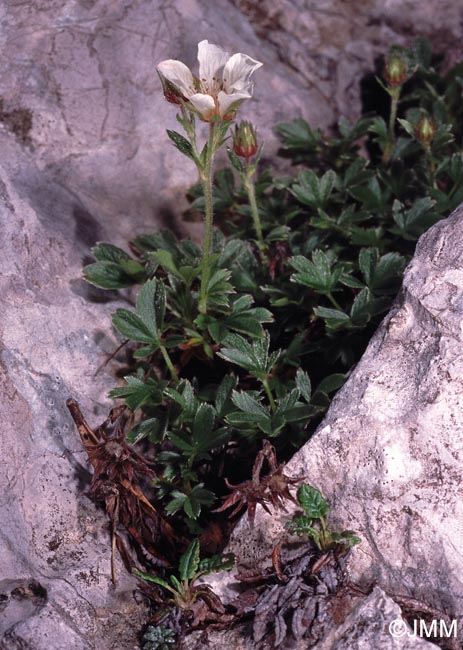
[{"xmin": 157, "ymin": 40, "xmax": 263, "ymax": 121}]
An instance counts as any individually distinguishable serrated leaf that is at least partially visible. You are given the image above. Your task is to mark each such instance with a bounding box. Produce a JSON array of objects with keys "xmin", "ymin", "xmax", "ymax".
[
  {"xmin": 297, "ymin": 484, "xmax": 329, "ymax": 519},
  {"xmin": 193, "ymin": 403, "xmax": 215, "ymax": 440},
  {"xmin": 83, "ymin": 261, "xmax": 138, "ymax": 289},
  {"xmin": 127, "ymin": 417, "xmax": 161, "ymax": 444},
  {"xmin": 313, "ymin": 306, "xmax": 350, "ymax": 331},
  {"xmin": 135, "ymin": 279, "xmax": 165, "ymax": 341},
  {"xmin": 204, "ymin": 382, "xmax": 230, "ymax": 423},
  {"xmin": 109, "ymin": 376, "xmax": 163, "ymax": 411},
  {"xmin": 113, "ymin": 309, "xmax": 157, "ymax": 344},
  {"xmin": 289, "ymin": 251, "xmax": 342, "ymax": 294},
  {"xmin": 296, "ymin": 369, "xmax": 312, "ymax": 403}
]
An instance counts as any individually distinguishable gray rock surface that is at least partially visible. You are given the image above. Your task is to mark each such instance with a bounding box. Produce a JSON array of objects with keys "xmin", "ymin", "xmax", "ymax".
[
  {"xmin": 1, "ymin": 0, "xmax": 462, "ymax": 648},
  {"xmin": 183, "ymin": 587, "xmax": 438, "ymax": 649},
  {"xmin": 218, "ymin": 204, "xmax": 463, "ymax": 647}
]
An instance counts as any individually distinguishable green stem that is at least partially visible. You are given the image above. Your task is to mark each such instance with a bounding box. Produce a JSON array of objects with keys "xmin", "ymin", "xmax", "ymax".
[
  {"xmin": 244, "ymin": 169, "xmax": 267, "ymax": 262},
  {"xmin": 383, "ymin": 87, "xmax": 400, "ymax": 163},
  {"xmin": 262, "ymin": 378, "xmax": 276, "ymax": 411},
  {"xmin": 199, "ymin": 122, "xmax": 216, "ymax": 314},
  {"xmin": 160, "ymin": 344, "xmax": 178, "ymax": 382},
  {"xmin": 424, "ymin": 143, "xmax": 436, "ymax": 189},
  {"xmin": 327, "ymin": 292, "xmax": 343, "ymax": 311}
]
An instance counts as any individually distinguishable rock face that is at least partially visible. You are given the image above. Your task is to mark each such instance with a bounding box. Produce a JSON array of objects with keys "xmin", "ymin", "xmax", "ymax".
[
  {"xmin": 218, "ymin": 204, "xmax": 463, "ymax": 647},
  {"xmin": 1, "ymin": 0, "xmax": 462, "ymax": 648}
]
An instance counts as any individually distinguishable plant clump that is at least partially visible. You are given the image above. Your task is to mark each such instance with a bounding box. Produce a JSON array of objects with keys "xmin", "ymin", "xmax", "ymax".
[{"xmin": 67, "ymin": 37, "xmax": 463, "ymax": 648}]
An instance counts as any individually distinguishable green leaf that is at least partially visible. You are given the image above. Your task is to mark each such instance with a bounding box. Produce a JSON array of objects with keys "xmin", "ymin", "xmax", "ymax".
[
  {"xmin": 289, "ymin": 251, "xmax": 342, "ymax": 294},
  {"xmin": 132, "ymin": 569, "xmax": 171, "ymax": 591},
  {"xmin": 198, "ymin": 552, "xmax": 235, "ymax": 575},
  {"xmin": 331, "ymin": 530, "xmax": 362, "ymax": 547},
  {"xmin": 165, "ymin": 491, "xmax": 187, "ymax": 516},
  {"xmin": 275, "ymin": 118, "xmax": 322, "ymax": 153},
  {"xmin": 287, "ymin": 514, "xmax": 315, "ymax": 536},
  {"xmin": 167, "ymin": 129, "xmax": 195, "ymax": 161},
  {"xmin": 297, "ymin": 484, "xmax": 329, "ymax": 519},
  {"xmin": 179, "ymin": 538, "xmax": 200, "ymax": 581},
  {"xmin": 127, "ymin": 417, "xmax": 162, "ymax": 444},
  {"xmin": 296, "ymin": 369, "xmax": 312, "ymax": 403},
  {"xmin": 193, "ymin": 403, "xmax": 215, "ymax": 440},
  {"xmin": 112, "ymin": 309, "xmax": 157, "ymax": 344},
  {"xmin": 315, "ymin": 374, "xmax": 345, "ymax": 395},
  {"xmin": 228, "ymin": 390, "xmax": 272, "ymax": 434},
  {"xmin": 83, "ymin": 261, "xmax": 140, "ymax": 289},
  {"xmin": 291, "ymin": 170, "xmax": 337, "ymax": 209},
  {"xmin": 109, "ymin": 376, "xmax": 163, "ymax": 411},
  {"xmin": 227, "ymin": 147, "xmax": 245, "ymax": 173},
  {"xmin": 214, "ymin": 375, "xmax": 238, "ymax": 417},
  {"xmin": 151, "ymin": 249, "xmax": 182, "ymax": 278},
  {"xmin": 217, "ymin": 333, "xmax": 276, "ymax": 380},
  {"xmin": 136, "ymin": 279, "xmax": 165, "ymax": 340},
  {"xmin": 313, "ymin": 306, "xmax": 350, "ymax": 331}
]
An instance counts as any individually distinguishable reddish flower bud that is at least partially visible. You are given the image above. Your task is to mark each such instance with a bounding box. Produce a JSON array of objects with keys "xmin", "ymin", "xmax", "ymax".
[
  {"xmin": 415, "ymin": 116, "xmax": 436, "ymax": 144},
  {"xmin": 159, "ymin": 76, "xmax": 185, "ymax": 105},
  {"xmin": 233, "ymin": 121, "xmax": 258, "ymax": 159},
  {"xmin": 384, "ymin": 53, "xmax": 409, "ymax": 87}
]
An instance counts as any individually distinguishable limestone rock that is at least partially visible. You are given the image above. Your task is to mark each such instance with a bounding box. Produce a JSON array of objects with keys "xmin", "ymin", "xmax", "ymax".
[
  {"xmin": 1, "ymin": 1, "xmax": 462, "ymax": 648},
  {"xmin": 218, "ymin": 204, "xmax": 463, "ymax": 647}
]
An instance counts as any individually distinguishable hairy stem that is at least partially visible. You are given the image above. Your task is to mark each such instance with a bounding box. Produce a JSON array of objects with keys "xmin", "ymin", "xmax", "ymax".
[
  {"xmin": 383, "ymin": 87, "xmax": 400, "ymax": 163},
  {"xmin": 263, "ymin": 378, "xmax": 276, "ymax": 411},
  {"xmin": 244, "ymin": 168, "xmax": 267, "ymax": 262},
  {"xmin": 160, "ymin": 344, "xmax": 178, "ymax": 382},
  {"xmin": 327, "ymin": 292, "xmax": 343, "ymax": 311},
  {"xmin": 199, "ymin": 123, "xmax": 216, "ymax": 314}
]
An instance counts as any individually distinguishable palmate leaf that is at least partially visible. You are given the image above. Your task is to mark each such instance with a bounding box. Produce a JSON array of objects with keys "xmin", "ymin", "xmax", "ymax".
[
  {"xmin": 112, "ymin": 279, "xmax": 166, "ymax": 344},
  {"xmin": 217, "ymin": 332, "xmax": 277, "ymax": 380},
  {"xmin": 109, "ymin": 375, "xmax": 163, "ymax": 411},
  {"xmin": 275, "ymin": 118, "xmax": 323, "ymax": 152},
  {"xmin": 183, "ymin": 485, "xmax": 216, "ymax": 519},
  {"xmin": 289, "ymin": 251, "xmax": 343, "ymax": 294},
  {"xmin": 84, "ymin": 243, "xmax": 146, "ymax": 289},
  {"xmin": 290, "ymin": 169, "xmax": 337, "ymax": 209},
  {"xmin": 227, "ymin": 390, "xmax": 272, "ymax": 434},
  {"xmin": 359, "ymin": 248, "xmax": 406, "ymax": 292},
  {"xmin": 207, "ymin": 294, "xmax": 273, "ymax": 343}
]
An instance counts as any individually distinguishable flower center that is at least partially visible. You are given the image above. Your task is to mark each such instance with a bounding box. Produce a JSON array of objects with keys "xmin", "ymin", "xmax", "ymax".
[{"xmin": 201, "ymin": 75, "xmax": 222, "ymax": 98}]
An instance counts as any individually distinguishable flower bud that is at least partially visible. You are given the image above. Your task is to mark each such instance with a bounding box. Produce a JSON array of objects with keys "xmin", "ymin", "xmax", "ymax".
[
  {"xmin": 384, "ymin": 52, "xmax": 409, "ymax": 87},
  {"xmin": 157, "ymin": 72, "xmax": 185, "ymax": 105},
  {"xmin": 415, "ymin": 116, "xmax": 436, "ymax": 144},
  {"xmin": 233, "ymin": 121, "xmax": 258, "ymax": 159}
]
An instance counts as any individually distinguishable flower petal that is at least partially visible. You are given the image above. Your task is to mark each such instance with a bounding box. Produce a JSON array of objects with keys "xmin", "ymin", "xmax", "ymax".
[
  {"xmin": 157, "ymin": 59, "xmax": 196, "ymax": 98},
  {"xmin": 189, "ymin": 92, "xmax": 216, "ymax": 120},
  {"xmin": 222, "ymin": 53, "xmax": 263, "ymax": 94},
  {"xmin": 197, "ymin": 40, "xmax": 229, "ymax": 90},
  {"xmin": 217, "ymin": 90, "xmax": 252, "ymax": 117}
]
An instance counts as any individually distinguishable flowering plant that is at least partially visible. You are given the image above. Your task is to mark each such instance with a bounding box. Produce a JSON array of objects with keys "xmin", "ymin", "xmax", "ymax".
[
  {"xmin": 157, "ymin": 40, "xmax": 262, "ymax": 121},
  {"xmin": 78, "ymin": 36, "xmax": 463, "ymax": 647},
  {"xmin": 156, "ymin": 40, "xmax": 262, "ymax": 313}
]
